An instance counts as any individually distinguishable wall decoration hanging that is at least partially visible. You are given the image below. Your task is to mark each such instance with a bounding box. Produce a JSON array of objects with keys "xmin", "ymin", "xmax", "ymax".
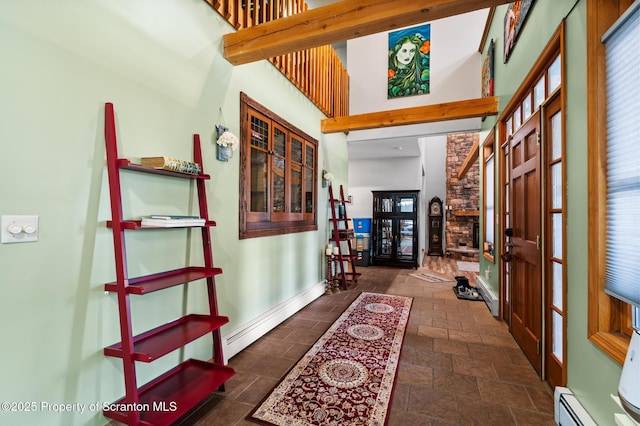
[
  {"xmin": 503, "ymin": 0, "xmax": 536, "ymax": 63},
  {"xmin": 482, "ymin": 39, "xmax": 495, "ymax": 98},
  {"xmin": 322, "ymin": 170, "xmax": 333, "ymax": 188},
  {"xmin": 215, "ymin": 108, "xmax": 238, "ymax": 162},
  {"xmin": 388, "ymin": 23, "xmax": 430, "ymax": 99}
]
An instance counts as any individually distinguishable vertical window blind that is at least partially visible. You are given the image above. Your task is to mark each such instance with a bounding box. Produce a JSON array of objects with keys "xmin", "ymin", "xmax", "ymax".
[
  {"xmin": 485, "ymin": 154, "xmax": 495, "ymax": 246},
  {"xmin": 603, "ymin": 1, "xmax": 640, "ymax": 308}
]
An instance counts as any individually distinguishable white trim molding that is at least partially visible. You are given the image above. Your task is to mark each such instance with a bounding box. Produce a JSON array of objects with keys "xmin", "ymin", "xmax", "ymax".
[{"xmin": 221, "ymin": 281, "xmax": 326, "ymax": 363}]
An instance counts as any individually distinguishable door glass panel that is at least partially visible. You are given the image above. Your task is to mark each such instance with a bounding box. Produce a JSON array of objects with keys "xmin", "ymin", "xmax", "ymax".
[
  {"xmin": 289, "ymin": 137, "xmax": 303, "ymax": 213},
  {"xmin": 548, "ymin": 55, "xmax": 561, "ymax": 93},
  {"xmin": 514, "ymin": 106, "xmax": 522, "ymax": 130},
  {"xmin": 290, "ymin": 164, "xmax": 302, "ymax": 213},
  {"xmin": 552, "ymin": 261, "xmax": 563, "ymax": 309},
  {"xmin": 305, "ymin": 144, "xmax": 314, "ymax": 168},
  {"xmin": 273, "ymin": 156, "xmax": 285, "ymax": 212},
  {"xmin": 250, "ymin": 116, "xmax": 269, "ymax": 150},
  {"xmin": 291, "ymin": 137, "xmax": 303, "ymax": 163},
  {"xmin": 305, "ymin": 167, "xmax": 313, "ymax": 213},
  {"xmin": 379, "ymin": 219, "xmax": 393, "ymax": 256},
  {"xmin": 381, "ymin": 197, "xmax": 393, "ymax": 213},
  {"xmin": 551, "ymin": 163, "xmax": 562, "ymax": 209},
  {"xmin": 505, "ymin": 184, "xmax": 510, "ymax": 216},
  {"xmin": 505, "ymin": 262, "xmax": 510, "ymax": 303},
  {"xmin": 505, "ymin": 152, "xmax": 510, "ymax": 182},
  {"xmin": 534, "ymin": 76, "xmax": 546, "ymax": 109},
  {"xmin": 274, "ymin": 128, "xmax": 286, "ymax": 156},
  {"xmin": 522, "ymin": 93, "xmax": 532, "ymax": 121},
  {"xmin": 250, "ymin": 148, "xmax": 268, "ymax": 212},
  {"xmin": 304, "ymin": 142, "xmax": 314, "ymax": 214},
  {"xmin": 399, "ymin": 197, "xmax": 414, "ymax": 212},
  {"xmin": 552, "ymin": 213, "xmax": 562, "ymax": 258},
  {"xmin": 552, "ymin": 310, "xmax": 563, "ymax": 362},
  {"xmin": 550, "ymin": 111, "xmax": 562, "ymax": 161},
  {"xmin": 398, "ymin": 219, "xmax": 414, "ymax": 259}
]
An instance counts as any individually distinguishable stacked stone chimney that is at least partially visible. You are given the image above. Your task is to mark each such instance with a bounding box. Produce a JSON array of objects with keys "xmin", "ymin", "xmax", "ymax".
[{"xmin": 445, "ymin": 133, "xmax": 480, "ymax": 259}]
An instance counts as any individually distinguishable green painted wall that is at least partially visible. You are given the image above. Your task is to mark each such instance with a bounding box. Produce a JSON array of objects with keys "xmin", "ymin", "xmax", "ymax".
[
  {"xmin": 0, "ymin": 1, "xmax": 345, "ymax": 424},
  {"xmin": 480, "ymin": 1, "xmax": 625, "ymax": 424}
]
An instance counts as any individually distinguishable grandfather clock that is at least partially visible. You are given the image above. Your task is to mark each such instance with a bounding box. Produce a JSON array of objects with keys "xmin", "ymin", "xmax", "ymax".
[{"xmin": 427, "ymin": 196, "xmax": 443, "ymax": 256}]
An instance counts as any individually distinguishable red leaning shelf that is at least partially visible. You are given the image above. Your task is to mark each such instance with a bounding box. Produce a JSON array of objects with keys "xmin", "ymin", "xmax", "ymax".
[
  {"xmin": 327, "ymin": 185, "xmax": 361, "ymax": 290},
  {"xmin": 103, "ymin": 358, "xmax": 235, "ymax": 426},
  {"xmin": 104, "ymin": 314, "xmax": 229, "ymax": 362},
  {"xmin": 103, "ymin": 102, "xmax": 233, "ymax": 425},
  {"xmin": 104, "ymin": 266, "xmax": 223, "ymax": 295}
]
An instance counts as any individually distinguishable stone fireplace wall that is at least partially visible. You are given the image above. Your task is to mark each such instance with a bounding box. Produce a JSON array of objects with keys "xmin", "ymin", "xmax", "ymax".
[{"xmin": 445, "ymin": 133, "xmax": 480, "ymax": 257}]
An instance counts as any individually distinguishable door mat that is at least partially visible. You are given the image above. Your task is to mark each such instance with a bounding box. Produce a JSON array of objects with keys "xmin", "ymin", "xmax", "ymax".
[
  {"xmin": 452, "ymin": 285, "xmax": 484, "ymax": 301},
  {"xmin": 452, "ymin": 276, "xmax": 483, "ymax": 301},
  {"xmin": 247, "ymin": 292, "xmax": 412, "ymax": 426}
]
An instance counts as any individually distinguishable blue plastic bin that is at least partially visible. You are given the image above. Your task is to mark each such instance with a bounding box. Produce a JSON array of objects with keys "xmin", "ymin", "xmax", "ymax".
[{"xmin": 353, "ymin": 218, "xmax": 372, "ymax": 234}]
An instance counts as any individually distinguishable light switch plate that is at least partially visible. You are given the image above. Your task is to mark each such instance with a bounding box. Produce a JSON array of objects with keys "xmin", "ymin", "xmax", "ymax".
[{"xmin": 1, "ymin": 215, "xmax": 39, "ymax": 243}]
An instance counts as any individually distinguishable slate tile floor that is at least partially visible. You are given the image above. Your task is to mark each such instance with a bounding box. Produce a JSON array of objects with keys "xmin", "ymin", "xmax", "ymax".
[{"xmin": 184, "ymin": 261, "xmax": 555, "ymax": 426}]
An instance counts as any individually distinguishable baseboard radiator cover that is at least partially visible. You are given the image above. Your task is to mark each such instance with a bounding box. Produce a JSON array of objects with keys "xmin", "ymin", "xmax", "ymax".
[
  {"xmin": 221, "ymin": 281, "xmax": 326, "ymax": 363},
  {"xmin": 475, "ymin": 276, "xmax": 499, "ymax": 317},
  {"xmin": 554, "ymin": 387, "xmax": 597, "ymax": 426}
]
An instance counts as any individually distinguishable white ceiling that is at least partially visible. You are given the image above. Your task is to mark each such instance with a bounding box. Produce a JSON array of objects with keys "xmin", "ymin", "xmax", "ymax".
[
  {"xmin": 305, "ymin": 1, "xmax": 489, "ymax": 160},
  {"xmin": 346, "ymin": 118, "xmax": 482, "ymax": 160}
]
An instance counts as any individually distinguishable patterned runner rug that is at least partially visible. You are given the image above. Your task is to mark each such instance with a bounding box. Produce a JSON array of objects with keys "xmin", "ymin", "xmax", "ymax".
[{"xmin": 248, "ymin": 292, "xmax": 413, "ymax": 426}]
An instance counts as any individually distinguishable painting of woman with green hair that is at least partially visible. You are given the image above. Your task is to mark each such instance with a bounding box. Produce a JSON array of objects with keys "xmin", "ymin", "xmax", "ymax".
[{"xmin": 388, "ymin": 24, "xmax": 430, "ymax": 99}]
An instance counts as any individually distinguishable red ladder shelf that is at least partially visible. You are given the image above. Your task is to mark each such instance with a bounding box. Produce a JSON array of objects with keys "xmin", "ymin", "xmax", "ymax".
[
  {"xmin": 102, "ymin": 102, "xmax": 234, "ymax": 426},
  {"xmin": 328, "ymin": 184, "xmax": 361, "ymax": 290}
]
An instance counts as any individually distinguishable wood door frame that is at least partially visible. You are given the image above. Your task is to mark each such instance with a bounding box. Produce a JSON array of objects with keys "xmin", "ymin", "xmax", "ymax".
[
  {"xmin": 543, "ymin": 92, "xmax": 566, "ymax": 388},
  {"xmin": 498, "ymin": 22, "xmax": 566, "ymax": 383}
]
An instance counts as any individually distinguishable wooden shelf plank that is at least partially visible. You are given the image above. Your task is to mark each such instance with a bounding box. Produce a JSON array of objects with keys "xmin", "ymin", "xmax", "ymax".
[
  {"xmin": 452, "ymin": 210, "xmax": 479, "ymax": 217},
  {"xmin": 104, "ymin": 266, "xmax": 223, "ymax": 295},
  {"xmin": 117, "ymin": 158, "xmax": 210, "ymax": 180},
  {"xmin": 106, "ymin": 219, "xmax": 217, "ymax": 229},
  {"xmin": 104, "ymin": 314, "xmax": 229, "ymax": 362},
  {"xmin": 103, "ymin": 359, "xmax": 235, "ymax": 426}
]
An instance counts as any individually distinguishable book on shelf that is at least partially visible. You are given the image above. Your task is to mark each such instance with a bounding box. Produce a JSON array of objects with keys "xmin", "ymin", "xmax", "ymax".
[
  {"xmin": 140, "ymin": 215, "xmax": 206, "ymax": 227},
  {"xmin": 140, "ymin": 156, "xmax": 202, "ymax": 175}
]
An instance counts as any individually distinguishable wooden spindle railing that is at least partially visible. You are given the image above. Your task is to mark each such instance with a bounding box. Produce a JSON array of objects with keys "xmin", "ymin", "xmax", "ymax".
[{"xmin": 205, "ymin": 0, "xmax": 349, "ymax": 118}]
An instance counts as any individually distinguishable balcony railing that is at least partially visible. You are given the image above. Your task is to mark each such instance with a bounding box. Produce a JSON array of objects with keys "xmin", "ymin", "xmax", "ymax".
[{"xmin": 205, "ymin": 0, "xmax": 349, "ymax": 118}]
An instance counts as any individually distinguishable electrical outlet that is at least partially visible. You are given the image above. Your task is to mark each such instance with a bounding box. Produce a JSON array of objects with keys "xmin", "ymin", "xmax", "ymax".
[{"xmin": 1, "ymin": 215, "xmax": 39, "ymax": 243}]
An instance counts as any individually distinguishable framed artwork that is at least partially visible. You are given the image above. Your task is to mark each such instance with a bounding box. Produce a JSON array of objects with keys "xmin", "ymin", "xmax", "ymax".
[
  {"xmin": 503, "ymin": 0, "xmax": 536, "ymax": 63},
  {"xmin": 482, "ymin": 39, "xmax": 495, "ymax": 98},
  {"xmin": 388, "ymin": 24, "xmax": 430, "ymax": 99}
]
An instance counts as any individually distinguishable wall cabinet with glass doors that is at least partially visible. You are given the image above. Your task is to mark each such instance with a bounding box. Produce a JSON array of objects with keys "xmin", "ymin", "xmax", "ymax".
[
  {"xmin": 371, "ymin": 191, "xmax": 419, "ymax": 268},
  {"xmin": 239, "ymin": 93, "xmax": 317, "ymax": 239}
]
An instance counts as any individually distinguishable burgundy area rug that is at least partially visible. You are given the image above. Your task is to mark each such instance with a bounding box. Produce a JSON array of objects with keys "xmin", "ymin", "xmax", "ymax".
[{"xmin": 248, "ymin": 292, "xmax": 413, "ymax": 426}]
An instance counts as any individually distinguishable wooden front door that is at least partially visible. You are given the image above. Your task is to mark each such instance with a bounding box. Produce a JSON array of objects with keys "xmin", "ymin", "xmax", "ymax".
[{"xmin": 509, "ymin": 111, "xmax": 542, "ymax": 375}]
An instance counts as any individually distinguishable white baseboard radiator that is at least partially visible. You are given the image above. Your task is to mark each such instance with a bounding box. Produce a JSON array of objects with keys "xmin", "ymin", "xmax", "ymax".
[
  {"xmin": 475, "ymin": 276, "xmax": 498, "ymax": 317},
  {"xmin": 221, "ymin": 281, "xmax": 326, "ymax": 363},
  {"xmin": 555, "ymin": 387, "xmax": 597, "ymax": 426}
]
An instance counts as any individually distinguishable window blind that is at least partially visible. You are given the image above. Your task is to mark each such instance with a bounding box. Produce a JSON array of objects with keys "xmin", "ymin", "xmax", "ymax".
[
  {"xmin": 485, "ymin": 154, "xmax": 495, "ymax": 245},
  {"xmin": 603, "ymin": 1, "xmax": 640, "ymax": 307}
]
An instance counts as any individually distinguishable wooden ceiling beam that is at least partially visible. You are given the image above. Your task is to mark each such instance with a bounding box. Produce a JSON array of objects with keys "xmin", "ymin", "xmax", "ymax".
[
  {"xmin": 223, "ymin": 0, "xmax": 511, "ymax": 65},
  {"xmin": 320, "ymin": 96, "xmax": 498, "ymax": 134}
]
